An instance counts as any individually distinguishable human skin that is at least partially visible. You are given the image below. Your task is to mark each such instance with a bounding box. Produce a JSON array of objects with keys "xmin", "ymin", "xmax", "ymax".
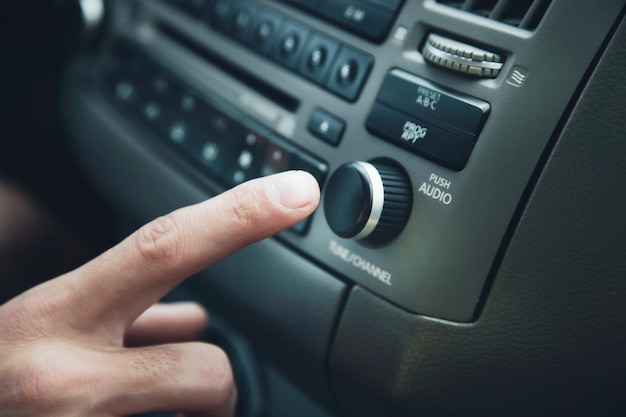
[{"xmin": 0, "ymin": 171, "xmax": 320, "ymax": 417}]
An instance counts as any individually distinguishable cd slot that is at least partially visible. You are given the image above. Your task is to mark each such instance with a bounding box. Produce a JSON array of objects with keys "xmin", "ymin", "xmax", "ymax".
[{"xmin": 156, "ymin": 21, "xmax": 300, "ymax": 113}]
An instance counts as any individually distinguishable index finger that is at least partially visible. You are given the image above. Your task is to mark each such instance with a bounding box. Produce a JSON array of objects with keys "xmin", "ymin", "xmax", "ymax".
[{"xmin": 64, "ymin": 171, "xmax": 320, "ymax": 336}]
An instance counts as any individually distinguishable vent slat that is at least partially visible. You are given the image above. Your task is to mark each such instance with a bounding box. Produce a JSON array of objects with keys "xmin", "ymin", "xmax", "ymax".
[
  {"xmin": 488, "ymin": 0, "xmax": 514, "ymax": 21},
  {"xmin": 519, "ymin": 0, "xmax": 551, "ymax": 30},
  {"xmin": 470, "ymin": 0, "xmax": 498, "ymax": 17},
  {"xmin": 460, "ymin": 0, "xmax": 484, "ymax": 12},
  {"xmin": 436, "ymin": 0, "xmax": 551, "ymax": 31},
  {"xmin": 499, "ymin": 0, "xmax": 533, "ymax": 27}
]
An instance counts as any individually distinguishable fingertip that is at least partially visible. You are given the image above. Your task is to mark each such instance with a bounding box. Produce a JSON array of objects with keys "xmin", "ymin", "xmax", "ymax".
[{"xmin": 266, "ymin": 171, "xmax": 320, "ymax": 212}]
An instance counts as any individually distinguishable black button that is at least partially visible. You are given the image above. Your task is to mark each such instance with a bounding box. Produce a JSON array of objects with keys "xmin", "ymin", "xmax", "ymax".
[
  {"xmin": 272, "ymin": 22, "xmax": 310, "ymax": 69},
  {"xmin": 192, "ymin": 113, "xmax": 247, "ymax": 180},
  {"xmin": 194, "ymin": 132, "xmax": 238, "ymax": 178},
  {"xmin": 377, "ymin": 69, "xmax": 491, "ymax": 137},
  {"xmin": 308, "ymin": 108, "xmax": 346, "ymax": 146},
  {"xmin": 207, "ymin": 113, "xmax": 231, "ymax": 134},
  {"xmin": 186, "ymin": 107, "xmax": 240, "ymax": 178},
  {"xmin": 260, "ymin": 142, "xmax": 292, "ymax": 177},
  {"xmin": 138, "ymin": 70, "xmax": 180, "ymax": 121},
  {"xmin": 229, "ymin": 4, "xmax": 255, "ymax": 39},
  {"xmin": 325, "ymin": 46, "xmax": 373, "ymax": 102},
  {"xmin": 233, "ymin": 10, "xmax": 251, "ymax": 32},
  {"xmin": 168, "ymin": 120, "xmax": 190, "ymax": 145},
  {"xmin": 337, "ymin": 60, "xmax": 358, "ymax": 85},
  {"xmin": 282, "ymin": 35, "xmax": 298, "ymax": 55},
  {"xmin": 114, "ymin": 80, "xmax": 137, "ymax": 103},
  {"xmin": 222, "ymin": 130, "xmax": 267, "ymax": 186},
  {"xmin": 138, "ymin": 95, "xmax": 172, "ymax": 134},
  {"xmin": 244, "ymin": 11, "xmax": 283, "ymax": 54},
  {"xmin": 151, "ymin": 92, "xmax": 199, "ymax": 137},
  {"xmin": 297, "ymin": 34, "xmax": 340, "ymax": 84},
  {"xmin": 366, "ymin": 102, "xmax": 475, "ymax": 171},
  {"xmin": 142, "ymin": 101, "xmax": 162, "ymax": 122},
  {"xmin": 319, "ymin": 0, "xmax": 395, "ymax": 42}
]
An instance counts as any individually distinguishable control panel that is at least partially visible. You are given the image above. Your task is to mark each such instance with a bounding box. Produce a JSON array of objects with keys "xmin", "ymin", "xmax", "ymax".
[
  {"xmin": 83, "ymin": 0, "xmax": 624, "ymax": 322},
  {"xmin": 98, "ymin": 40, "xmax": 327, "ymax": 235},
  {"xmin": 367, "ymin": 69, "xmax": 490, "ymax": 170}
]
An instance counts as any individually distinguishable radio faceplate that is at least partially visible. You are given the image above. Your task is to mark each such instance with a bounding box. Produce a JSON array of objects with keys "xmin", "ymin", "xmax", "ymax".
[{"xmin": 93, "ymin": 0, "xmax": 625, "ymax": 322}]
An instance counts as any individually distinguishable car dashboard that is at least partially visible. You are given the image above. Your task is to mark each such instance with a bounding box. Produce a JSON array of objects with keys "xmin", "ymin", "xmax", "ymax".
[{"xmin": 51, "ymin": 0, "xmax": 626, "ymax": 416}]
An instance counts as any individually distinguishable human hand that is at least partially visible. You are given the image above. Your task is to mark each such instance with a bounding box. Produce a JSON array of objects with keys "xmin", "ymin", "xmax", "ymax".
[{"xmin": 0, "ymin": 171, "xmax": 320, "ymax": 417}]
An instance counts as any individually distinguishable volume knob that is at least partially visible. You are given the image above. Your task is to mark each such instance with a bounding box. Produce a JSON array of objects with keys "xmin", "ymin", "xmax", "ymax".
[{"xmin": 323, "ymin": 161, "xmax": 413, "ymax": 244}]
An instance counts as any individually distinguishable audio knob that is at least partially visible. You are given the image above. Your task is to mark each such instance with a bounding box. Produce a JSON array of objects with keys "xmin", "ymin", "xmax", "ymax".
[{"xmin": 324, "ymin": 161, "xmax": 413, "ymax": 244}]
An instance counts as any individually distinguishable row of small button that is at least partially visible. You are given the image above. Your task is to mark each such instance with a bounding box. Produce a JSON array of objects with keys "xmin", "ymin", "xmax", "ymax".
[
  {"xmin": 163, "ymin": 0, "xmax": 374, "ymax": 102},
  {"xmin": 99, "ymin": 41, "xmax": 328, "ymax": 234}
]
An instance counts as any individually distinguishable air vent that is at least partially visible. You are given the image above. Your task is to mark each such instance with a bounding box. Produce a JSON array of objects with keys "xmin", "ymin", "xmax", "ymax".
[{"xmin": 436, "ymin": 0, "xmax": 552, "ymax": 30}]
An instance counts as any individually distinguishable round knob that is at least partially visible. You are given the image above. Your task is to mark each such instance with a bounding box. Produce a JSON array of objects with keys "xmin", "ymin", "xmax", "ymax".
[
  {"xmin": 422, "ymin": 33, "xmax": 504, "ymax": 78},
  {"xmin": 324, "ymin": 161, "xmax": 413, "ymax": 244}
]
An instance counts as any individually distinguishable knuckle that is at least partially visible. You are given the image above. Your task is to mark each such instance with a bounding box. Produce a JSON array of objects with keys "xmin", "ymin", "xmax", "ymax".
[
  {"xmin": 134, "ymin": 214, "xmax": 182, "ymax": 266},
  {"xmin": 196, "ymin": 344, "xmax": 236, "ymax": 411},
  {"xmin": 223, "ymin": 186, "xmax": 263, "ymax": 231}
]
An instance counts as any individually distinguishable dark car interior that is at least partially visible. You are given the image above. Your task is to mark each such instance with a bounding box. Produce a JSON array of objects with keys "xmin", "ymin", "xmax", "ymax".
[{"xmin": 3, "ymin": 0, "xmax": 626, "ymax": 416}]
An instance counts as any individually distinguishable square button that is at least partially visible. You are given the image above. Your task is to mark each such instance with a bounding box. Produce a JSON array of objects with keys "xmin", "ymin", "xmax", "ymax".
[
  {"xmin": 260, "ymin": 142, "xmax": 292, "ymax": 177},
  {"xmin": 308, "ymin": 108, "xmax": 346, "ymax": 146},
  {"xmin": 229, "ymin": 4, "xmax": 256, "ymax": 40},
  {"xmin": 223, "ymin": 131, "xmax": 267, "ymax": 186},
  {"xmin": 297, "ymin": 34, "xmax": 341, "ymax": 85},
  {"xmin": 243, "ymin": 10, "xmax": 283, "ymax": 56},
  {"xmin": 325, "ymin": 46, "xmax": 373, "ymax": 102},
  {"xmin": 366, "ymin": 102, "xmax": 474, "ymax": 171},
  {"xmin": 271, "ymin": 21, "xmax": 311, "ymax": 69}
]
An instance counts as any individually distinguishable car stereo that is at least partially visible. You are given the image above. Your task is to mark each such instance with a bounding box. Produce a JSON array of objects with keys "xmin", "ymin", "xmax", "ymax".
[{"xmin": 71, "ymin": 0, "xmax": 623, "ymax": 323}]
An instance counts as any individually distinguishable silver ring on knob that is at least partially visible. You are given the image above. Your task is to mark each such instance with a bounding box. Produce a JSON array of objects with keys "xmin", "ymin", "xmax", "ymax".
[{"xmin": 352, "ymin": 161, "xmax": 384, "ymax": 241}]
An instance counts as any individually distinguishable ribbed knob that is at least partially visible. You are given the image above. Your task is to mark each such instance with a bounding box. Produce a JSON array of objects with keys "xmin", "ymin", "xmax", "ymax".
[
  {"xmin": 422, "ymin": 33, "xmax": 504, "ymax": 78},
  {"xmin": 324, "ymin": 161, "xmax": 413, "ymax": 244}
]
